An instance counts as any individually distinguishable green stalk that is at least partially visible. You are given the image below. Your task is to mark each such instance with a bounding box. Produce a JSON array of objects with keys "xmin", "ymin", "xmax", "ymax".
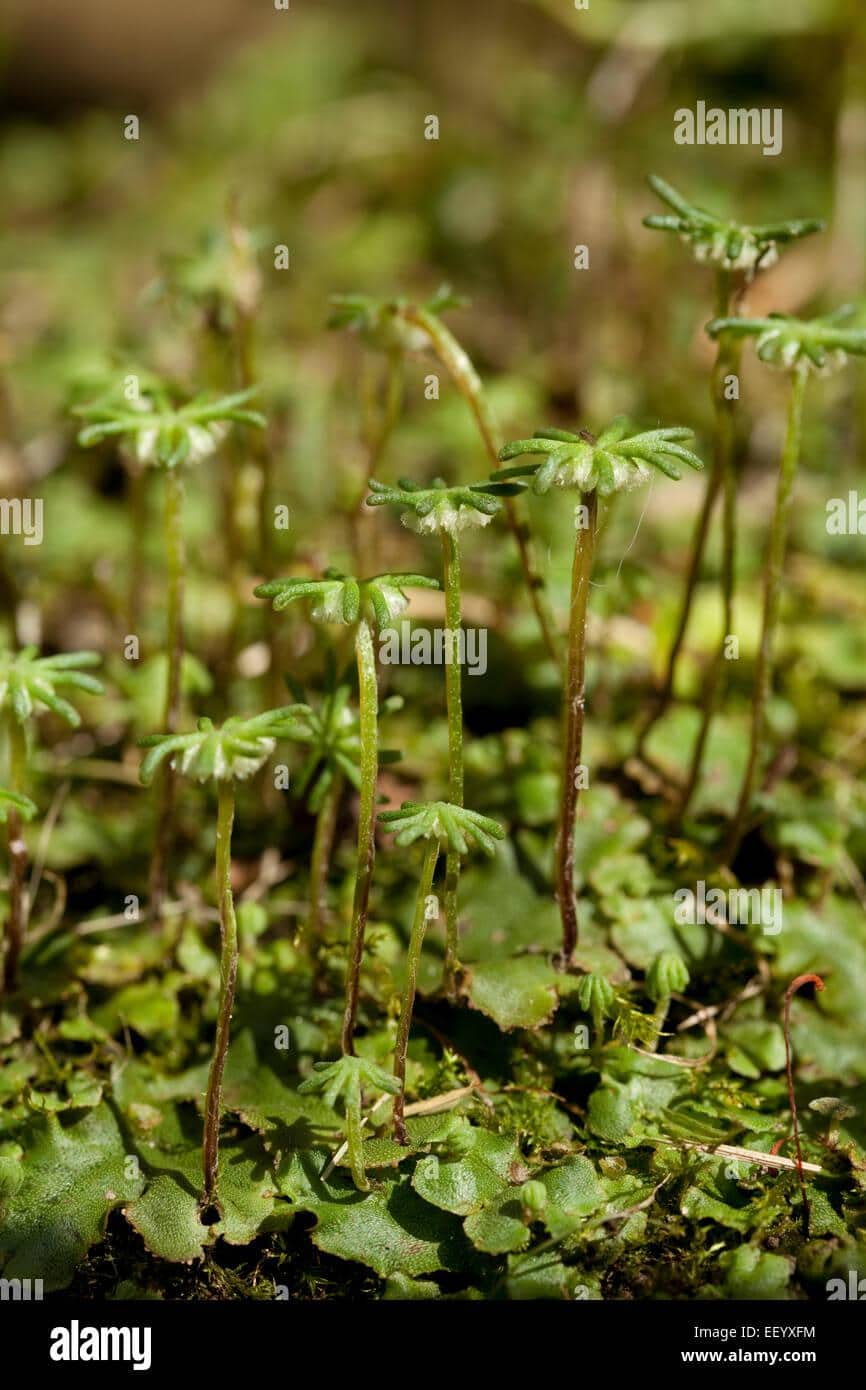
[
  {"xmin": 126, "ymin": 462, "xmax": 146, "ymax": 636},
  {"xmin": 198, "ymin": 327, "xmax": 244, "ymax": 629},
  {"xmin": 441, "ymin": 531, "xmax": 464, "ymax": 997},
  {"xmin": 649, "ymin": 995, "xmax": 671, "ymax": 1053},
  {"xmin": 2, "ymin": 718, "xmax": 29, "ymax": 992},
  {"xmin": 369, "ymin": 350, "xmax": 404, "ymax": 475},
  {"xmin": 234, "ymin": 306, "xmax": 272, "ymax": 574},
  {"xmin": 555, "ymin": 492, "xmax": 597, "ymax": 968},
  {"xmin": 590, "ymin": 1001, "xmax": 605, "ymax": 1044},
  {"xmin": 341, "ymin": 619, "xmax": 378, "ymax": 1056},
  {"xmin": 638, "ymin": 270, "xmax": 731, "ymax": 756},
  {"xmin": 221, "ymin": 435, "xmax": 246, "ymax": 682},
  {"xmin": 725, "ymin": 367, "xmax": 808, "ymax": 863},
  {"xmin": 344, "ymin": 1097, "xmax": 369, "ymax": 1192},
  {"xmin": 784, "ymin": 972, "xmax": 825, "ymax": 1230},
  {"xmin": 677, "ymin": 330, "xmax": 743, "ymax": 819},
  {"xmin": 393, "ymin": 835, "xmax": 440, "ymax": 1142},
  {"xmin": 202, "ymin": 781, "xmax": 238, "ymax": 1208},
  {"xmin": 353, "ymin": 352, "xmax": 403, "ymax": 575},
  {"xmin": 405, "ymin": 305, "xmax": 561, "ymax": 669},
  {"xmin": 309, "ymin": 774, "xmax": 342, "ymax": 943},
  {"xmin": 163, "ymin": 466, "xmax": 186, "ymax": 729},
  {"xmin": 235, "ymin": 302, "xmax": 282, "ymax": 705},
  {"xmin": 149, "ymin": 465, "xmax": 185, "ymax": 922}
]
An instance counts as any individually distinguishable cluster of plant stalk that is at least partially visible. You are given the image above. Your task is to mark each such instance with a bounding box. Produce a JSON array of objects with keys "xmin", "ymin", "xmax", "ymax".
[{"xmin": 1, "ymin": 176, "xmax": 856, "ymax": 1211}]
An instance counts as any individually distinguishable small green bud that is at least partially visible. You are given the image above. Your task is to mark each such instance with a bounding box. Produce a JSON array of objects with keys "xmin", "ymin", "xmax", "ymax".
[
  {"xmin": 519, "ymin": 1180, "xmax": 547, "ymax": 1217},
  {"xmin": 575, "ymin": 972, "xmax": 616, "ymax": 1019},
  {"xmin": 646, "ymin": 951, "xmax": 690, "ymax": 1002}
]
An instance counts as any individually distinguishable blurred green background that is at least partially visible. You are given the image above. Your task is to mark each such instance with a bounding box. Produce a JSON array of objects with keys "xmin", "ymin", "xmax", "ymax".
[{"xmin": 1, "ymin": 0, "xmax": 865, "ymax": 711}]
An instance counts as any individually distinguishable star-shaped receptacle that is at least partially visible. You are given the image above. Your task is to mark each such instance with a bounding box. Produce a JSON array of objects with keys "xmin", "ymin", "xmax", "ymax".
[
  {"xmin": 282, "ymin": 666, "xmax": 404, "ymax": 813},
  {"xmin": 378, "ymin": 799, "xmax": 505, "ymax": 857},
  {"xmin": 166, "ymin": 222, "xmax": 263, "ymax": 324},
  {"xmin": 75, "ymin": 386, "xmax": 265, "ymax": 469},
  {"xmin": 707, "ymin": 306, "xmax": 866, "ymax": 376},
  {"xmin": 494, "ymin": 418, "xmax": 704, "ymax": 497},
  {"xmin": 0, "ymin": 647, "xmax": 104, "ymax": 728},
  {"xmin": 328, "ymin": 285, "xmax": 467, "ymax": 357},
  {"xmin": 366, "ymin": 476, "xmax": 523, "ymax": 536},
  {"xmin": 644, "ymin": 174, "xmax": 824, "ymax": 274},
  {"xmin": 255, "ymin": 568, "xmax": 440, "ymax": 629},
  {"xmin": 283, "ymin": 682, "xmax": 363, "ymax": 811},
  {"xmin": 138, "ymin": 709, "xmax": 307, "ymax": 786},
  {"xmin": 297, "ymin": 1053, "xmax": 401, "ymax": 1111}
]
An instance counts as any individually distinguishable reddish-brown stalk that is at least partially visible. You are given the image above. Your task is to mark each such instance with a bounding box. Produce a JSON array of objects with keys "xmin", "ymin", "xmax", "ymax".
[{"xmin": 783, "ymin": 972, "xmax": 826, "ymax": 1230}]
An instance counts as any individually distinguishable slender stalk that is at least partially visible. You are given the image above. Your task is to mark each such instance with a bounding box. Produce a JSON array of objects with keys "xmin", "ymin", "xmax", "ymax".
[
  {"xmin": 308, "ymin": 774, "xmax": 342, "ymax": 994},
  {"xmin": 341, "ymin": 619, "xmax": 378, "ymax": 1055},
  {"xmin": 2, "ymin": 719, "xmax": 29, "ymax": 992},
  {"xmin": 126, "ymin": 463, "xmax": 146, "ymax": 636},
  {"xmin": 404, "ymin": 305, "xmax": 561, "ymax": 669},
  {"xmin": 202, "ymin": 781, "xmax": 238, "ymax": 1208},
  {"xmin": 345, "ymin": 1098, "xmax": 369, "ymax": 1192},
  {"xmin": 234, "ymin": 296, "xmax": 284, "ymax": 708},
  {"xmin": 234, "ymin": 303, "xmax": 272, "ymax": 574},
  {"xmin": 638, "ymin": 270, "xmax": 732, "ymax": 756},
  {"xmin": 149, "ymin": 466, "xmax": 186, "ymax": 922},
  {"xmin": 649, "ymin": 995, "xmax": 671, "ymax": 1053},
  {"xmin": 393, "ymin": 835, "xmax": 440, "ymax": 1142},
  {"xmin": 309, "ymin": 774, "xmax": 342, "ymax": 942},
  {"xmin": 198, "ymin": 328, "xmax": 244, "ymax": 623},
  {"xmin": 441, "ymin": 531, "xmax": 464, "ymax": 997},
  {"xmin": 220, "ymin": 436, "xmax": 246, "ymax": 684},
  {"xmin": 163, "ymin": 466, "xmax": 186, "ymax": 732},
  {"xmin": 555, "ymin": 492, "xmax": 597, "ymax": 968},
  {"xmin": 639, "ymin": 468, "xmax": 721, "ymax": 753},
  {"xmin": 353, "ymin": 352, "xmax": 403, "ymax": 574},
  {"xmin": 725, "ymin": 367, "xmax": 807, "ymax": 863},
  {"xmin": 221, "ymin": 442, "xmax": 244, "ymax": 582},
  {"xmin": 677, "ymin": 333, "xmax": 742, "ymax": 819},
  {"xmin": 783, "ymin": 973, "xmax": 826, "ymax": 1230},
  {"xmin": 369, "ymin": 350, "xmax": 404, "ymax": 475}
]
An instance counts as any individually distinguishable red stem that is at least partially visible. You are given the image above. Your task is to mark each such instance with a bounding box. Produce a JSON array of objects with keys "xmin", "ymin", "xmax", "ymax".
[{"xmin": 783, "ymin": 972, "xmax": 825, "ymax": 1229}]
